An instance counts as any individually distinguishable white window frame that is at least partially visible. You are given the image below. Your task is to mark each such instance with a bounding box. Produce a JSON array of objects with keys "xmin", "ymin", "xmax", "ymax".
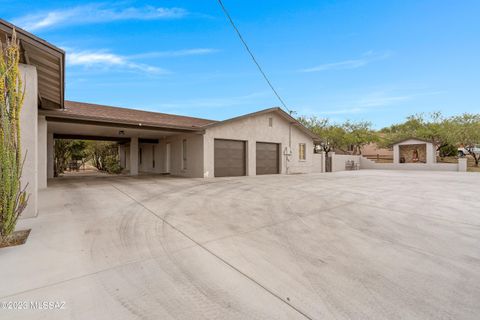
[{"xmin": 299, "ymin": 143, "xmax": 306, "ymax": 161}]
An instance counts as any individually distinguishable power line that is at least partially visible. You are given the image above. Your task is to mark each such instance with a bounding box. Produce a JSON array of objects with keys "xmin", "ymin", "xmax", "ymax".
[{"xmin": 216, "ymin": 0, "xmax": 293, "ymax": 114}]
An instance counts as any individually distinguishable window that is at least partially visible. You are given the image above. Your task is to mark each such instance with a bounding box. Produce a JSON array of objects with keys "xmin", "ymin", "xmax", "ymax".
[
  {"xmin": 268, "ymin": 117, "xmax": 273, "ymax": 127},
  {"xmin": 299, "ymin": 143, "xmax": 306, "ymax": 160},
  {"xmin": 182, "ymin": 139, "xmax": 187, "ymax": 170},
  {"xmin": 139, "ymin": 148, "xmax": 142, "ymax": 164}
]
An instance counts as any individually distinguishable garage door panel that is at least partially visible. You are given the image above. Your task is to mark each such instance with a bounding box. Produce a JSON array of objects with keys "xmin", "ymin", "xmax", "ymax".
[
  {"xmin": 214, "ymin": 139, "xmax": 246, "ymax": 177},
  {"xmin": 256, "ymin": 142, "xmax": 279, "ymax": 175}
]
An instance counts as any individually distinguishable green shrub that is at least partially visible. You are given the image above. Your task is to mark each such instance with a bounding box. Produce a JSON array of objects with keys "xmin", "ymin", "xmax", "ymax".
[
  {"xmin": 439, "ymin": 144, "xmax": 457, "ymax": 157},
  {"xmin": 104, "ymin": 155, "xmax": 123, "ymax": 174}
]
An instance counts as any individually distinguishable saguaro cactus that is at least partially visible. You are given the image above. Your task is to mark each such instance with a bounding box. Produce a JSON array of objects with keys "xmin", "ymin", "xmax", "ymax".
[{"xmin": 0, "ymin": 30, "xmax": 28, "ymax": 238}]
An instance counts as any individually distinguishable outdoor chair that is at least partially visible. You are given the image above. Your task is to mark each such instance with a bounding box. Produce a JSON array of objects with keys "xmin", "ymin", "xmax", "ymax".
[{"xmin": 345, "ymin": 160, "xmax": 360, "ymax": 171}]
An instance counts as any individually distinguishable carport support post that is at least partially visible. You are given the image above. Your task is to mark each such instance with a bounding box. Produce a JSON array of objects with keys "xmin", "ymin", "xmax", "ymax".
[
  {"xmin": 130, "ymin": 137, "xmax": 139, "ymax": 175},
  {"xmin": 321, "ymin": 151, "xmax": 326, "ymax": 173},
  {"xmin": 393, "ymin": 145, "xmax": 400, "ymax": 163},
  {"xmin": 47, "ymin": 132, "xmax": 54, "ymax": 179},
  {"xmin": 458, "ymin": 158, "xmax": 467, "ymax": 172}
]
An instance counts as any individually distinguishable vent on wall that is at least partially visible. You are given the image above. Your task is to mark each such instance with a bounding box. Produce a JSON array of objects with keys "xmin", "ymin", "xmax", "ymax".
[{"xmin": 268, "ymin": 117, "xmax": 273, "ymax": 127}]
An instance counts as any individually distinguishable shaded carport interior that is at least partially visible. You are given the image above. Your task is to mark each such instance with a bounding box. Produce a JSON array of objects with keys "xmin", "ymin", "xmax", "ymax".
[{"xmin": 41, "ymin": 101, "xmax": 216, "ymax": 177}]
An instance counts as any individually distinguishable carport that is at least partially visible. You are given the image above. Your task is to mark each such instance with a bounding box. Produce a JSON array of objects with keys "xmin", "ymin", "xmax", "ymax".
[{"xmin": 40, "ymin": 100, "xmax": 215, "ymax": 180}]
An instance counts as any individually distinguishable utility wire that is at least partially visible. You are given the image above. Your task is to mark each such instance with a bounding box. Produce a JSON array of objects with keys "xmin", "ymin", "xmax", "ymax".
[{"xmin": 216, "ymin": 0, "xmax": 293, "ymax": 114}]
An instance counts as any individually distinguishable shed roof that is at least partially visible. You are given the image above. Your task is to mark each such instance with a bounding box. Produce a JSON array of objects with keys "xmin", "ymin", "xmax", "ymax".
[{"xmin": 391, "ymin": 137, "xmax": 434, "ymax": 145}]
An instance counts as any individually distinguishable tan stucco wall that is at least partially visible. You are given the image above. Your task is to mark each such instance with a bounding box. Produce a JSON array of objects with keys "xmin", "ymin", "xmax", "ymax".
[
  {"xmin": 312, "ymin": 153, "xmax": 325, "ymax": 173},
  {"xmin": 139, "ymin": 143, "xmax": 155, "ymax": 172},
  {"xmin": 166, "ymin": 133, "xmax": 204, "ymax": 178},
  {"xmin": 360, "ymin": 156, "xmax": 461, "ymax": 171},
  {"xmin": 331, "ymin": 154, "xmax": 361, "ymax": 172},
  {"xmin": 137, "ymin": 141, "xmax": 168, "ymax": 174},
  {"xmin": 38, "ymin": 115, "xmax": 47, "ymax": 189},
  {"xmin": 19, "ymin": 64, "xmax": 38, "ymax": 218},
  {"xmin": 203, "ymin": 112, "xmax": 314, "ymax": 178}
]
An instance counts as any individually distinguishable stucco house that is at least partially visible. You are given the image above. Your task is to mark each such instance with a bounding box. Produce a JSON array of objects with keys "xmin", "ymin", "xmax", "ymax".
[{"xmin": 0, "ymin": 19, "xmax": 320, "ymax": 218}]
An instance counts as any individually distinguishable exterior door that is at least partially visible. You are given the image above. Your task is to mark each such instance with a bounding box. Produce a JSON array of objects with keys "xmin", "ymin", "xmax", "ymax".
[
  {"xmin": 256, "ymin": 142, "xmax": 279, "ymax": 175},
  {"xmin": 214, "ymin": 139, "xmax": 246, "ymax": 177}
]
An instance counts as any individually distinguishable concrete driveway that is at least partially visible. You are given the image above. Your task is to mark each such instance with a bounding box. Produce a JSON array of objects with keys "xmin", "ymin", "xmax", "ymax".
[{"xmin": 1, "ymin": 171, "xmax": 480, "ymax": 319}]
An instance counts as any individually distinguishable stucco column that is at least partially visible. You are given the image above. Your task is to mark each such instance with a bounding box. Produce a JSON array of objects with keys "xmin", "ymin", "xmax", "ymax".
[
  {"xmin": 19, "ymin": 64, "xmax": 38, "ymax": 218},
  {"xmin": 321, "ymin": 151, "xmax": 326, "ymax": 173},
  {"xmin": 458, "ymin": 158, "xmax": 467, "ymax": 172},
  {"xmin": 393, "ymin": 145, "xmax": 400, "ymax": 163},
  {"xmin": 47, "ymin": 132, "xmax": 54, "ymax": 179},
  {"xmin": 129, "ymin": 137, "xmax": 139, "ymax": 175},
  {"xmin": 330, "ymin": 152, "xmax": 336, "ymax": 172},
  {"xmin": 426, "ymin": 144, "xmax": 434, "ymax": 164},
  {"xmin": 37, "ymin": 115, "xmax": 47, "ymax": 189},
  {"xmin": 247, "ymin": 139, "xmax": 256, "ymax": 176}
]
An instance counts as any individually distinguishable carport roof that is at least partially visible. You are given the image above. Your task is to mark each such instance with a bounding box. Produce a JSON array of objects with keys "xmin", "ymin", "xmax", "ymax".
[
  {"xmin": 41, "ymin": 101, "xmax": 320, "ymax": 140},
  {"xmin": 41, "ymin": 100, "xmax": 217, "ymax": 131}
]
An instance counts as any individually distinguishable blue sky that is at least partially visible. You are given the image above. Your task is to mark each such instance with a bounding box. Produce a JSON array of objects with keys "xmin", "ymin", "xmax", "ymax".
[{"xmin": 2, "ymin": 0, "xmax": 479, "ymax": 127}]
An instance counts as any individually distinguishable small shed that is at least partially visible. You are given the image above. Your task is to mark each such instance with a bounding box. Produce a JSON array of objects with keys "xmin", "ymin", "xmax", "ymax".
[{"xmin": 392, "ymin": 138, "xmax": 436, "ymax": 164}]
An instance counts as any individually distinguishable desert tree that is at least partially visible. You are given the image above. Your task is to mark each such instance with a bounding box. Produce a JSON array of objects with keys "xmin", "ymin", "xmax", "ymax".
[
  {"xmin": 298, "ymin": 116, "xmax": 347, "ymax": 156},
  {"xmin": 451, "ymin": 113, "xmax": 480, "ymax": 166},
  {"xmin": 342, "ymin": 120, "xmax": 378, "ymax": 155},
  {"xmin": 380, "ymin": 112, "xmax": 455, "ymax": 151}
]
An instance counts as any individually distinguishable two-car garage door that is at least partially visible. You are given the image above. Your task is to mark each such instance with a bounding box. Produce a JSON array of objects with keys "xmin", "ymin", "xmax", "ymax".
[{"xmin": 214, "ymin": 139, "xmax": 279, "ymax": 177}]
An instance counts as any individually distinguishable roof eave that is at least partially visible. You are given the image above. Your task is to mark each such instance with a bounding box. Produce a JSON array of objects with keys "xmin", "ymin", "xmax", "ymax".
[
  {"xmin": 40, "ymin": 110, "xmax": 206, "ymax": 133},
  {"xmin": 202, "ymin": 107, "xmax": 320, "ymax": 140}
]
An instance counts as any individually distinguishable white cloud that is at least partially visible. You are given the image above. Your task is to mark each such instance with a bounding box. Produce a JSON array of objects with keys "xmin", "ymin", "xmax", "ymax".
[
  {"xmin": 66, "ymin": 50, "xmax": 168, "ymax": 74},
  {"xmin": 311, "ymin": 90, "xmax": 442, "ymax": 116},
  {"xmin": 300, "ymin": 51, "xmax": 391, "ymax": 73},
  {"xmin": 130, "ymin": 48, "xmax": 219, "ymax": 59},
  {"xmin": 14, "ymin": 4, "xmax": 188, "ymax": 31}
]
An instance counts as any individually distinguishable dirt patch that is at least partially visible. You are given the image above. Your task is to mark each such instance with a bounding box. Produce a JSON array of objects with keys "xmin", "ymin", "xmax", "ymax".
[{"xmin": 0, "ymin": 229, "xmax": 31, "ymax": 249}]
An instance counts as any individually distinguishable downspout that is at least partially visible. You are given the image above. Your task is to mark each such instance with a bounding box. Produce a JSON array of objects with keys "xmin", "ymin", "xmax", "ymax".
[{"xmin": 285, "ymin": 123, "xmax": 292, "ymax": 174}]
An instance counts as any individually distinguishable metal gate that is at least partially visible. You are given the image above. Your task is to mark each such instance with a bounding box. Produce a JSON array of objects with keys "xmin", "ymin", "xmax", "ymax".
[{"xmin": 326, "ymin": 154, "xmax": 332, "ymax": 172}]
